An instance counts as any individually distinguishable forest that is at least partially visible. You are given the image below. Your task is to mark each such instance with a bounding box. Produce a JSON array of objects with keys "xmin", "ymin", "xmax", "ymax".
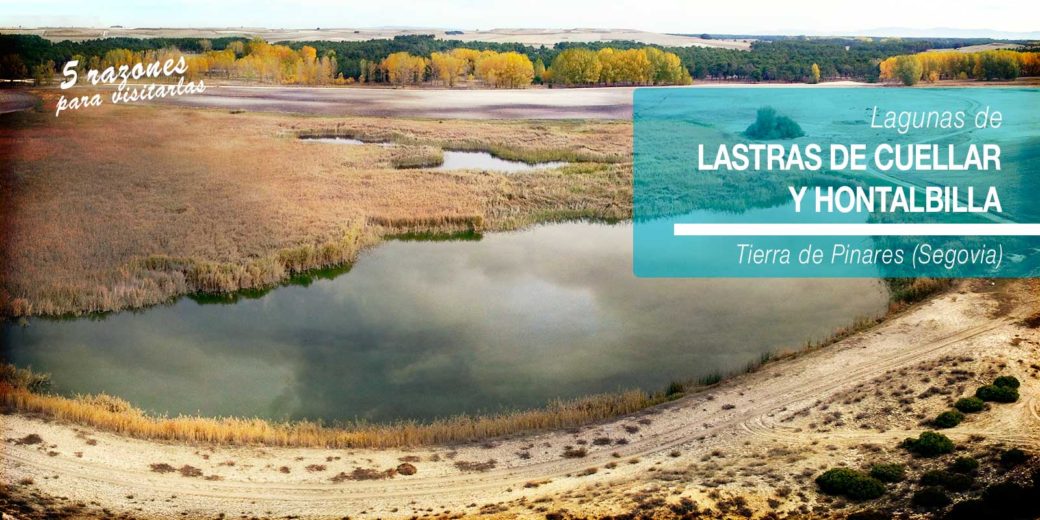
[
  {"xmin": 879, "ymin": 49, "xmax": 1040, "ymax": 84},
  {"xmin": 1, "ymin": 33, "xmax": 1036, "ymax": 85}
]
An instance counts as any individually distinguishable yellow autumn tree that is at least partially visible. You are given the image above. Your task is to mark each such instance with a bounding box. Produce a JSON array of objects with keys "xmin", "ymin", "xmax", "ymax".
[
  {"xmin": 549, "ymin": 48, "xmax": 602, "ymax": 85},
  {"xmin": 474, "ymin": 51, "xmax": 534, "ymax": 88},
  {"xmin": 381, "ymin": 52, "xmax": 427, "ymax": 85},
  {"xmin": 430, "ymin": 52, "xmax": 467, "ymax": 86},
  {"xmin": 450, "ymin": 48, "xmax": 482, "ymax": 77}
]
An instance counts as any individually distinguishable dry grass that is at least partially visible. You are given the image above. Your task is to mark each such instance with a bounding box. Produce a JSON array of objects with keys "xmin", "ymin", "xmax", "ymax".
[
  {"xmin": 0, "ymin": 365, "xmax": 657, "ymax": 448},
  {"xmin": 389, "ymin": 145, "xmax": 444, "ymax": 169},
  {"xmin": 0, "ymin": 91, "xmax": 631, "ymax": 317}
]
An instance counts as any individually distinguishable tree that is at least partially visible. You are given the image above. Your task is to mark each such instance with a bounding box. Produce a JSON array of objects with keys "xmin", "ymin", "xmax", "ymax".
[
  {"xmin": 810, "ymin": 63, "xmax": 820, "ymax": 84},
  {"xmin": 643, "ymin": 47, "xmax": 690, "ymax": 85},
  {"xmin": 474, "ymin": 51, "xmax": 533, "ymax": 88},
  {"xmin": 0, "ymin": 54, "xmax": 28, "ymax": 80},
  {"xmin": 893, "ymin": 55, "xmax": 923, "ymax": 85},
  {"xmin": 533, "ymin": 58, "xmax": 545, "ymax": 83},
  {"xmin": 381, "ymin": 51, "xmax": 427, "ymax": 85},
  {"xmin": 31, "ymin": 60, "xmax": 54, "ymax": 86},
  {"xmin": 430, "ymin": 51, "xmax": 467, "ymax": 86},
  {"xmin": 549, "ymin": 48, "xmax": 602, "ymax": 85}
]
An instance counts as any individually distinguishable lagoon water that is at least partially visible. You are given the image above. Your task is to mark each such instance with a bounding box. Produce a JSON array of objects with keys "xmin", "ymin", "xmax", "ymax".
[
  {"xmin": 1, "ymin": 222, "xmax": 888, "ymax": 423},
  {"xmin": 302, "ymin": 136, "xmax": 565, "ymax": 173},
  {"xmin": 436, "ymin": 151, "xmax": 565, "ymax": 172}
]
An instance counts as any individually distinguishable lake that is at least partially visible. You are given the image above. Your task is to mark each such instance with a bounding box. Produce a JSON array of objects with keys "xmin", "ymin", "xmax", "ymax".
[{"xmin": 0, "ymin": 222, "xmax": 888, "ymax": 423}]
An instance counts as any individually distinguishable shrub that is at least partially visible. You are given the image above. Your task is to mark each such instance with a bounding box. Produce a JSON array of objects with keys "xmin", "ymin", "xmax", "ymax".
[
  {"xmin": 743, "ymin": 107, "xmax": 805, "ymax": 140},
  {"xmin": 912, "ymin": 487, "xmax": 951, "ymax": 508},
  {"xmin": 932, "ymin": 410, "xmax": 965, "ymax": 429},
  {"xmin": 901, "ymin": 431, "xmax": 955, "ymax": 457},
  {"xmin": 944, "ymin": 473, "xmax": 975, "ymax": 491},
  {"xmin": 562, "ymin": 446, "xmax": 587, "ymax": 459},
  {"xmin": 868, "ymin": 463, "xmax": 906, "ymax": 483},
  {"xmin": 920, "ymin": 469, "xmax": 950, "ymax": 486},
  {"xmin": 920, "ymin": 469, "xmax": 973, "ymax": 491},
  {"xmin": 975, "ymin": 384, "xmax": 1018, "ymax": 403},
  {"xmin": 953, "ymin": 397, "xmax": 985, "ymax": 413},
  {"xmin": 815, "ymin": 468, "xmax": 886, "ymax": 500},
  {"xmin": 946, "ymin": 499, "xmax": 987, "ymax": 520},
  {"xmin": 665, "ymin": 381, "xmax": 685, "ymax": 397},
  {"xmin": 999, "ymin": 447, "xmax": 1030, "ymax": 467},
  {"xmin": 993, "ymin": 376, "xmax": 1020, "ymax": 389},
  {"xmin": 949, "ymin": 456, "xmax": 979, "ymax": 473}
]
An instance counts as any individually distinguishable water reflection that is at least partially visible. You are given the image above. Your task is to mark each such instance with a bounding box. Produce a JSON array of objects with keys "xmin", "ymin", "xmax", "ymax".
[
  {"xmin": 301, "ymin": 136, "xmax": 565, "ymax": 173},
  {"xmin": 1, "ymin": 222, "xmax": 888, "ymax": 423}
]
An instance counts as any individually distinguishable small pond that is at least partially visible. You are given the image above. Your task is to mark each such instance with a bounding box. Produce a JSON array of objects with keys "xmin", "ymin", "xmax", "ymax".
[{"xmin": 301, "ymin": 136, "xmax": 566, "ymax": 172}]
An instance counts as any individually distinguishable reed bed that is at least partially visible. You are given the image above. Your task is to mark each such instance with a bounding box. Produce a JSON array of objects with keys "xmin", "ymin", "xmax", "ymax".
[
  {"xmin": 390, "ymin": 145, "xmax": 444, "ymax": 169},
  {"xmin": 0, "ymin": 367, "xmax": 656, "ymax": 448},
  {"xmin": 0, "ymin": 96, "xmax": 632, "ymax": 317}
]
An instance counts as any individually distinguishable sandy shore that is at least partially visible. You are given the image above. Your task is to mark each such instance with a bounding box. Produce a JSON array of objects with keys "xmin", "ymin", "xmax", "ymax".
[{"xmin": 3, "ymin": 279, "xmax": 1038, "ymax": 518}]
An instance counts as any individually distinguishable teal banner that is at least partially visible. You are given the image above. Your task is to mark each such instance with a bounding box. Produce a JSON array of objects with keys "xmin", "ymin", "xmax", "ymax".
[{"xmin": 633, "ymin": 87, "xmax": 1040, "ymax": 277}]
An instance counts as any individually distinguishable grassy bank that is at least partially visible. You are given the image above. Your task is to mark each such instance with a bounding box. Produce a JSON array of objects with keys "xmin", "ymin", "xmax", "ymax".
[
  {"xmin": 0, "ymin": 93, "xmax": 631, "ymax": 317},
  {"xmin": 0, "ymin": 365, "xmax": 659, "ymax": 448}
]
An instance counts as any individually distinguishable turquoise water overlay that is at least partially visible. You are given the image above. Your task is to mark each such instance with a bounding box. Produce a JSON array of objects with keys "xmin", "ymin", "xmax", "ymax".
[{"xmin": 633, "ymin": 87, "xmax": 1040, "ymax": 277}]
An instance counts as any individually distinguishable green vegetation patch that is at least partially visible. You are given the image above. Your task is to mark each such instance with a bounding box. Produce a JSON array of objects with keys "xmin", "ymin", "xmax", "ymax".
[
  {"xmin": 815, "ymin": 468, "xmax": 886, "ymax": 500},
  {"xmin": 993, "ymin": 375, "xmax": 1020, "ymax": 389},
  {"xmin": 911, "ymin": 487, "xmax": 952, "ymax": 509},
  {"xmin": 901, "ymin": 431, "xmax": 955, "ymax": 457},
  {"xmin": 868, "ymin": 463, "xmax": 906, "ymax": 483},
  {"xmin": 949, "ymin": 456, "xmax": 979, "ymax": 474},
  {"xmin": 743, "ymin": 107, "xmax": 805, "ymax": 140},
  {"xmin": 931, "ymin": 410, "xmax": 966, "ymax": 429},
  {"xmin": 975, "ymin": 384, "xmax": 1019, "ymax": 403},
  {"xmin": 953, "ymin": 397, "xmax": 986, "ymax": 414}
]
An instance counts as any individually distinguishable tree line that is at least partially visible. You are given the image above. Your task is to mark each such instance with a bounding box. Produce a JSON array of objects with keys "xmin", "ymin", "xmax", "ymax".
[
  {"xmin": 367, "ymin": 46, "xmax": 691, "ymax": 87},
  {"xmin": 879, "ymin": 49, "xmax": 1040, "ymax": 85},
  {"xmin": 2, "ymin": 33, "xmax": 1036, "ymax": 85}
]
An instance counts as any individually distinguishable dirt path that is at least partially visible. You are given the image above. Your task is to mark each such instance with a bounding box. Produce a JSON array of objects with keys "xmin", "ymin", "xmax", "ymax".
[{"xmin": 3, "ymin": 281, "xmax": 1038, "ymax": 518}]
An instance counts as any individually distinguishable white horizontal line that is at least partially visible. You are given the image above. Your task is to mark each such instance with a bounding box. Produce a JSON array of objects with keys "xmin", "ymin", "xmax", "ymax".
[{"xmin": 673, "ymin": 223, "xmax": 1040, "ymax": 237}]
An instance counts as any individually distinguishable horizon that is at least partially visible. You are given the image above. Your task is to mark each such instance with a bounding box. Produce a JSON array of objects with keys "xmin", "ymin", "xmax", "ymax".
[{"xmin": 1, "ymin": 0, "xmax": 1038, "ymax": 39}]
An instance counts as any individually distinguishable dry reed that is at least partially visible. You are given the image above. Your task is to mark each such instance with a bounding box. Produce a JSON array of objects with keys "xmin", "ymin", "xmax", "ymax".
[
  {"xmin": 0, "ymin": 95, "xmax": 632, "ymax": 317},
  {"xmin": 0, "ymin": 368, "xmax": 656, "ymax": 448}
]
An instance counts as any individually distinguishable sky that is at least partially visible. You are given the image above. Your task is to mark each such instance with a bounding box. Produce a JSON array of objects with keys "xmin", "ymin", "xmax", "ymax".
[{"xmin": 1, "ymin": 0, "xmax": 1037, "ymax": 36}]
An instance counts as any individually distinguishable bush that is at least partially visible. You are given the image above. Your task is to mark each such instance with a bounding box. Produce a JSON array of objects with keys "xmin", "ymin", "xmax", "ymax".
[
  {"xmin": 920, "ymin": 469, "xmax": 950, "ymax": 486},
  {"xmin": 953, "ymin": 397, "xmax": 985, "ymax": 413},
  {"xmin": 999, "ymin": 447, "xmax": 1030, "ymax": 467},
  {"xmin": 993, "ymin": 376, "xmax": 1020, "ymax": 389},
  {"xmin": 921, "ymin": 469, "xmax": 974, "ymax": 491},
  {"xmin": 975, "ymin": 384, "xmax": 1018, "ymax": 403},
  {"xmin": 665, "ymin": 381, "xmax": 684, "ymax": 397},
  {"xmin": 815, "ymin": 468, "xmax": 886, "ymax": 500},
  {"xmin": 902, "ymin": 431, "xmax": 955, "ymax": 457},
  {"xmin": 948, "ymin": 480, "xmax": 1040, "ymax": 519},
  {"xmin": 868, "ymin": 463, "xmax": 906, "ymax": 483},
  {"xmin": 912, "ymin": 487, "xmax": 951, "ymax": 509},
  {"xmin": 949, "ymin": 456, "xmax": 979, "ymax": 474},
  {"xmin": 932, "ymin": 410, "xmax": 965, "ymax": 429},
  {"xmin": 743, "ymin": 107, "xmax": 805, "ymax": 140}
]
